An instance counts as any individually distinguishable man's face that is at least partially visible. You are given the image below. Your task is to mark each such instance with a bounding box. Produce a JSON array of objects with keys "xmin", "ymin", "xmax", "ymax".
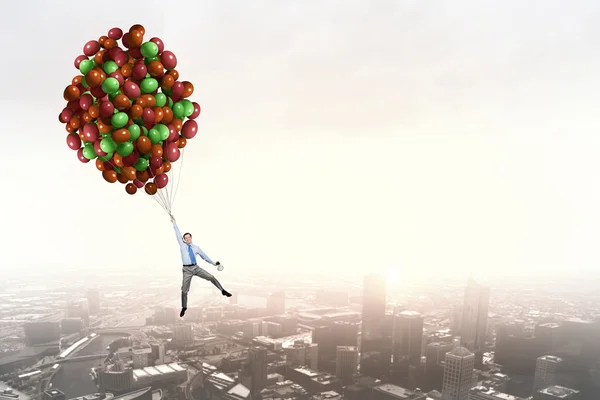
[{"xmin": 183, "ymin": 234, "xmax": 192, "ymax": 244}]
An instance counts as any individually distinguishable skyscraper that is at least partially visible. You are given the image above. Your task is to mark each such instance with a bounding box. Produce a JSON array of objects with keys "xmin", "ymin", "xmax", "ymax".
[
  {"xmin": 442, "ymin": 346, "xmax": 475, "ymax": 400},
  {"xmin": 360, "ymin": 273, "xmax": 391, "ymax": 379},
  {"xmin": 336, "ymin": 346, "xmax": 358, "ymax": 383},
  {"xmin": 533, "ymin": 355, "xmax": 564, "ymax": 391},
  {"xmin": 460, "ymin": 276, "xmax": 489, "ymax": 366},
  {"xmin": 392, "ymin": 311, "xmax": 424, "ymax": 383}
]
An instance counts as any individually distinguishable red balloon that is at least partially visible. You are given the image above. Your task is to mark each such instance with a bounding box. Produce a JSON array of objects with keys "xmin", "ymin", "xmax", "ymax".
[
  {"xmin": 149, "ymin": 37, "xmax": 165, "ymax": 54},
  {"xmin": 123, "ymin": 81, "xmax": 141, "ymax": 99},
  {"xmin": 181, "ymin": 120, "xmax": 198, "ymax": 139},
  {"xmin": 94, "ymin": 140, "xmax": 108, "ymax": 157},
  {"xmin": 83, "ymin": 40, "xmax": 100, "ymax": 57},
  {"xmin": 109, "ymin": 71, "xmax": 124, "ymax": 87},
  {"xmin": 142, "ymin": 108, "xmax": 155, "ymax": 125},
  {"xmin": 108, "ymin": 27, "xmax": 123, "ymax": 39},
  {"xmin": 190, "ymin": 102, "xmax": 201, "ymax": 119},
  {"xmin": 160, "ymin": 51, "xmax": 177, "ymax": 70},
  {"xmin": 122, "ymin": 32, "xmax": 131, "ymax": 48},
  {"xmin": 67, "ymin": 99, "xmax": 82, "ymax": 113},
  {"xmin": 60, "ymin": 107, "xmax": 73, "ymax": 123},
  {"xmin": 167, "ymin": 124, "xmax": 178, "ymax": 141},
  {"xmin": 114, "ymin": 52, "xmax": 129, "ymax": 67},
  {"xmin": 77, "ymin": 148, "xmax": 90, "ymax": 163},
  {"xmin": 79, "ymin": 94, "xmax": 93, "ymax": 111},
  {"xmin": 150, "ymin": 156, "xmax": 163, "ymax": 169},
  {"xmin": 132, "ymin": 63, "xmax": 147, "ymax": 80},
  {"xmin": 165, "ymin": 142, "xmax": 180, "ymax": 162},
  {"xmin": 90, "ymin": 86, "xmax": 106, "ymax": 98},
  {"xmin": 107, "ymin": 47, "xmax": 122, "ymax": 60},
  {"xmin": 99, "ymin": 101, "xmax": 115, "ymax": 118},
  {"xmin": 82, "ymin": 123, "xmax": 99, "ymax": 142},
  {"xmin": 133, "ymin": 179, "xmax": 144, "ymax": 188},
  {"xmin": 74, "ymin": 55, "xmax": 87, "ymax": 69},
  {"xmin": 129, "ymin": 47, "xmax": 143, "ymax": 59},
  {"xmin": 155, "ymin": 174, "xmax": 169, "ymax": 189},
  {"xmin": 67, "ymin": 133, "xmax": 81, "ymax": 150},
  {"xmin": 171, "ymin": 81, "xmax": 184, "ymax": 98}
]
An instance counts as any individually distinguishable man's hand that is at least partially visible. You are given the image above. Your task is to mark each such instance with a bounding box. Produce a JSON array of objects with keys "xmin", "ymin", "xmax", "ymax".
[{"xmin": 215, "ymin": 261, "xmax": 220, "ymax": 266}]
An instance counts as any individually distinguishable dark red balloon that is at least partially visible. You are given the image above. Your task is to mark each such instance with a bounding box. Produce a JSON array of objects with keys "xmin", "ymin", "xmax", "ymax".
[
  {"xmin": 82, "ymin": 123, "xmax": 99, "ymax": 142},
  {"xmin": 181, "ymin": 120, "xmax": 198, "ymax": 139},
  {"xmin": 171, "ymin": 81, "xmax": 184, "ymax": 98},
  {"xmin": 99, "ymin": 101, "xmax": 115, "ymax": 118},
  {"xmin": 123, "ymin": 81, "xmax": 141, "ymax": 99},
  {"xmin": 60, "ymin": 107, "xmax": 73, "ymax": 123},
  {"xmin": 150, "ymin": 156, "xmax": 163, "ymax": 169},
  {"xmin": 190, "ymin": 102, "xmax": 201, "ymax": 119},
  {"xmin": 114, "ymin": 52, "xmax": 129, "ymax": 67},
  {"xmin": 123, "ymin": 152, "xmax": 140, "ymax": 167},
  {"xmin": 109, "ymin": 71, "xmax": 124, "ymax": 87},
  {"xmin": 77, "ymin": 148, "xmax": 90, "ymax": 163},
  {"xmin": 129, "ymin": 47, "xmax": 143, "ymax": 59},
  {"xmin": 90, "ymin": 86, "xmax": 106, "ymax": 98},
  {"xmin": 108, "ymin": 27, "xmax": 123, "ymax": 39},
  {"xmin": 74, "ymin": 55, "xmax": 87, "ymax": 69},
  {"xmin": 122, "ymin": 32, "xmax": 131, "ymax": 48},
  {"xmin": 67, "ymin": 99, "xmax": 82, "ymax": 113},
  {"xmin": 94, "ymin": 140, "xmax": 108, "ymax": 157},
  {"xmin": 133, "ymin": 179, "xmax": 144, "ymax": 188},
  {"xmin": 67, "ymin": 133, "xmax": 81, "ymax": 150},
  {"xmin": 83, "ymin": 40, "xmax": 100, "ymax": 57},
  {"xmin": 167, "ymin": 124, "xmax": 178, "ymax": 141},
  {"xmin": 149, "ymin": 37, "xmax": 165, "ymax": 54},
  {"xmin": 160, "ymin": 51, "xmax": 177, "ymax": 70},
  {"xmin": 142, "ymin": 108, "xmax": 155, "ymax": 125},
  {"xmin": 165, "ymin": 142, "xmax": 180, "ymax": 162},
  {"xmin": 155, "ymin": 174, "xmax": 169, "ymax": 189},
  {"xmin": 132, "ymin": 63, "xmax": 147, "ymax": 80},
  {"xmin": 79, "ymin": 94, "xmax": 93, "ymax": 111}
]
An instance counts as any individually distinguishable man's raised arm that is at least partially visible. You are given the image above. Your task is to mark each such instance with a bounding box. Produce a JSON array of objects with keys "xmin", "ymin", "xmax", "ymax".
[{"xmin": 171, "ymin": 215, "xmax": 185, "ymax": 246}]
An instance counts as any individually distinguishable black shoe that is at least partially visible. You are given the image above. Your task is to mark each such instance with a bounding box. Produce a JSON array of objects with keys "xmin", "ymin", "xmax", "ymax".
[
  {"xmin": 180, "ymin": 308, "xmax": 187, "ymax": 317},
  {"xmin": 222, "ymin": 290, "xmax": 232, "ymax": 297}
]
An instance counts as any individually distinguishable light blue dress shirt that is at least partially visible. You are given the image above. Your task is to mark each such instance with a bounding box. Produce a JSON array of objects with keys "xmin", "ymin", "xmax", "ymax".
[{"xmin": 173, "ymin": 223, "xmax": 216, "ymax": 266}]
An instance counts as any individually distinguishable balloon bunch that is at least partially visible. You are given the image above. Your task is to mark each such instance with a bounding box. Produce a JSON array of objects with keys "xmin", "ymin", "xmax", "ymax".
[{"xmin": 59, "ymin": 24, "xmax": 200, "ymax": 196}]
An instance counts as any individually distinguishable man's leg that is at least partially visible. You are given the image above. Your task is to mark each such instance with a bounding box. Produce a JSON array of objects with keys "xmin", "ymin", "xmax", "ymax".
[
  {"xmin": 193, "ymin": 266, "xmax": 232, "ymax": 297},
  {"xmin": 180, "ymin": 267, "xmax": 194, "ymax": 316}
]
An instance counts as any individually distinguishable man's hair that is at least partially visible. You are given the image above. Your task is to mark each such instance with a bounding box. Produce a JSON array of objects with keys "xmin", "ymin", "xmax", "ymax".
[{"xmin": 183, "ymin": 232, "xmax": 192, "ymax": 239}]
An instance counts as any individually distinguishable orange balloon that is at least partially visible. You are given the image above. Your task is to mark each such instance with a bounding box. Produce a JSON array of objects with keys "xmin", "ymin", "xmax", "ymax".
[
  {"xmin": 182, "ymin": 81, "xmax": 194, "ymax": 98},
  {"xmin": 86, "ymin": 68, "xmax": 106, "ymax": 88},
  {"xmin": 144, "ymin": 182, "xmax": 158, "ymax": 195},
  {"xmin": 141, "ymin": 94, "xmax": 156, "ymax": 107},
  {"xmin": 172, "ymin": 118, "xmax": 183, "ymax": 132},
  {"xmin": 95, "ymin": 159, "xmax": 105, "ymax": 171},
  {"xmin": 147, "ymin": 61, "xmax": 165, "ymax": 78},
  {"xmin": 102, "ymin": 170, "xmax": 118, "ymax": 183},
  {"xmin": 113, "ymin": 94, "xmax": 131, "ymax": 111},
  {"xmin": 161, "ymin": 107, "xmax": 174, "ymax": 124},
  {"xmin": 121, "ymin": 64, "xmax": 133, "ymax": 78},
  {"xmin": 178, "ymin": 137, "xmax": 187, "ymax": 148},
  {"xmin": 88, "ymin": 104, "xmax": 100, "ymax": 119},
  {"xmin": 112, "ymin": 128, "xmax": 131, "ymax": 144},
  {"xmin": 163, "ymin": 161, "xmax": 172, "ymax": 173},
  {"xmin": 129, "ymin": 29, "xmax": 144, "ymax": 48},
  {"xmin": 130, "ymin": 104, "xmax": 143, "ymax": 119},
  {"xmin": 155, "ymin": 165, "xmax": 165, "ymax": 175},
  {"xmin": 113, "ymin": 154, "xmax": 124, "ymax": 168},
  {"xmin": 97, "ymin": 119, "xmax": 113, "ymax": 134},
  {"xmin": 72, "ymin": 75, "xmax": 83, "ymax": 85},
  {"xmin": 104, "ymin": 38, "xmax": 117, "ymax": 49},
  {"xmin": 167, "ymin": 69, "xmax": 179, "ymax": 81},
  {"xmin": 98, "ymin": 36, "xmax": 108, "ymax": 46},
  {"xmin": 135, "ymin": 97, "xmax": 147, "ymax": 107},
  {"xmin": 137, "ymin": 136, "xmax": 152, "ymax": 153},
  {"xmin": 160, "ymin": 74, "xmax": 175, "ymax": 90},
  {"xmin": 152, "ymin": 106, "xmax": 164, "ymax": 123},
  {"xmin": 67, "ymin": 124, "xmax": 75, "ymax": 133},
  {"xmin": 69, "ymin": 115, "xmax": 81, "ymax": 130},
  {"xmin": 117, "ymin": 173, "xmax": 129, "ymax": 184},
  {"xmin": 122, "ymin": 166, "xmax": 137, "ymax": 180},
  {"xmin": 150, "ymin": 144, "xmax": 163, "ymax": 157},
  {"xmin": 82, "ymin": 111, "xmax": 93, "ymax": 123},
  {"xmin": 94, "ymin": 50, "xmax": 106, "ymax": 65},
  {"xmin": 130, "ymin": 24, "xmax": 146, "ymax": 35},
  {"xmin": 137, "ymin": 170, "xmax": 150, "ymax": 182},
  {"xmin": 64, "ymin": 85, "xmax": 80, "ymax": 101},
  {"xmin": 126, "ymin": 183, "xmax": 137, "ymax": 195}
]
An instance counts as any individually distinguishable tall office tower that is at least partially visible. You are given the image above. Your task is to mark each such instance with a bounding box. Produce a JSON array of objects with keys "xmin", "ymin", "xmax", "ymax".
[
  {"xmin": 442, "ymin": 346, "xmax": 475, "ymax": 400},
  {"xmin": 87, "ymin": 288, "xmax": 101, "ymax": 314},
  {"xmin": 461, "ymin": 276, "xmax": 489, "ymax": 367},
  {"xmin": 239, "ymin": 346, "xmax": 268, "ymax": 394},
  {"xmin": 360, "ymin": 273, "xmax": 391, "ymax": 379},
  {"xmin": 533, "ymin": 355, "xmax": 564, "ymax": 391},
  {"xmin": 336, "ymin": 346, "xmax": 358, "ymax": 383},
  {"xmin": 392, "ymin": 311, "xmax": 424, "ymax": 383}
]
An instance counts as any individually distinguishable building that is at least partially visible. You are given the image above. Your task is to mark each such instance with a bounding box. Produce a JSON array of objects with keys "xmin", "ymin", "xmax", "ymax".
[
  {"xmin": 336, "ymin": 346, "xmax": 358, "ymax": 383},
  {"xmin": 42, "ymin": 389, "xmax": 66, "ymax": 400},
  {"xmin": 533, "ymin": 385, "xmax": 580, "ymax": 400},
  {"xmin": 533, "ymin": 356, "xmax": 563, "ymax": 391},
  {"xmin": 87, "ymin": 288, "xmax": 101, "ymax": 314},
  {"xmin": 24, "ymin": 322, "xmax": 60, "ymax": 346},
  {"xmin": 392, "ymin": 311, "xmax": 424, "ymax": 383},
  {"xmin": 460, "ymin": 277, "xmax": 489, "ymax": 367},
  {"xmin": 172, "ymin": 324, "xmax": 193, "ymax": 347},
  {"xmin": 239, "ymin": 346, "xmax": 268, "ymax": 394},
  {"xmin": 360, "ymin": 273, "xmax": 391, "ymax": 379},
  {"xmin": 372, "ymin": 383, "xmax": 427, "ymax": 400},
  {"xmin": 267, "ymin": 291, "xmax": 285, "ymax": 315},
  {"xmin": 132, "ymin": 363, "xmax": 187, "ymax": 388},
  {"xmin": 442, "ymin": 346, "xmax": 475, "ymax": 400},
  {"xmin": 284, "ymin": 339, "xmax": 319, "ymax": 370},
  {"xmin": 468, "ymin": 386, "xmax": 526, "ymax": 400},
  {"xmin": 67, "ymin": 301, "xmax": 90, "ymax": 327}
]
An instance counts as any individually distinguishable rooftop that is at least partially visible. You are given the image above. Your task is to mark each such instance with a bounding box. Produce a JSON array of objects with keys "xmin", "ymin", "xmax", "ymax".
[
  {"xmin": 373, "ymin": 384, "xmax": 425, "ymax": 399},
  {"xmin": 539, "ymin": 386, "xmax": 579, "ymax": 398}
]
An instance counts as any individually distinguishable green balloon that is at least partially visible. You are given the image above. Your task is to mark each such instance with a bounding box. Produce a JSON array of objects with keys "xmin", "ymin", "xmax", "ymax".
[
  {"xmin": 128, "ymin": 124, "xmax": 141, "ymax": 141},
  {"xmin": 134, "ymin": 158, "xmax": 149, "ymax": 171},
  {"xmin": 172, "ymin": 102, "xmax": 185, "ymax": 119},
  {"xmin": 100, "ymin": 137, "xmax": 117, "ymax": 153},
  {"xmin": 103, "ymin": 61, "xmax": 119, "ymax": 74},
  {"xmin": 155, "ymin": 124, "xmax": 169, "ymax": 141},
  {"xmin": 108, "ymin": 90, "xmax": 122, "ymax": 101},
  {"xmin": 90, "ymin": 59, "xmax": 97, "ymax": 67},
  {"xmin": 134, "ymin": 118, "xmax": 144, "ymax": 126},
  {"xmin": 140, "ymin": 78, "xmax": 159, "ymax": 94},
  {"xmin": 116, "ymin": 142, "xmax": 134, "ymax": 157},
  {"xmin": 111, "ymin": 112, "xmax": 129, "ymax": 129},
  {"xmin": 101, "ymin": 77, "xmax": 120, "ymax": 94},
  {"xmin": 148, "ymin": 128, "xmax": 161, "ymax": 144},
  {"xmin": 163, "ymin": 88, "xmax": 172, "ymax": 96},
  {"xmin": 182, "ymin": 100, "xmax": 194, "ymax": 117},
  {"xmin": 141, "ymin": 126, "xmax": 149, "ymax": 136},
  {"xmin": 144, "ymin": 56, "xmax": 159, "ymax": 65},
  {"xmin": 168, "ymin": 97, "xmax": 174, "ymax": 107},
  {"xmin": 114, "ymin": 166, "xmax": 122, "ymax": 174},
  {"xmin": 98, "ymin": 152, "xmax": 114, "ymax": 162},
  {"xmin": 155, "ymin": 93, "xmax": 167, "ymax": 107},
  {"xmin": 82, "ymin": 146, "xmax": 97, "ymax": 160},
  {"xmin": 142, "ymin": 152, "xmax": 152, "ymax": 160},
  {"xmin": 81, "ymin": 76, "xmax": 89, "ymax": 88},
  {"xmin": 140, "ymin": 42, "xmax": 159, "ymax": 58},
  {"xmin": 79, "ymin": 59, "xmax": 93, "ymax": 74}
]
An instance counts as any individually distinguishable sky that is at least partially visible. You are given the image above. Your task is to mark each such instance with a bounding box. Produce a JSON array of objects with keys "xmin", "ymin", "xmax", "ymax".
[{"xmin": 1, "ymin": 0, "xmax": 600, "ymax": 283}]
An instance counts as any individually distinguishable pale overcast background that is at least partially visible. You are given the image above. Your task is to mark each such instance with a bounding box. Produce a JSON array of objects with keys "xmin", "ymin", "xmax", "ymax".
[{"xmin": 1, "ymin": 0, "xmax": 600, "ymax": 283}]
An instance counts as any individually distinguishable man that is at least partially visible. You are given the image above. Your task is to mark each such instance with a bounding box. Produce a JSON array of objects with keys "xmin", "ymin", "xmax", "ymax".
[{"xmin": 171, "ymin": 215, "xmax": 232, "ymax": 317}]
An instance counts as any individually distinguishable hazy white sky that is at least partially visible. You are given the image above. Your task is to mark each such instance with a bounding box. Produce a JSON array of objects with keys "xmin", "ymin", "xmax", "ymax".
[{"xmin": 2, "ymin": 0, "xmax": 600, "ymax": 282}]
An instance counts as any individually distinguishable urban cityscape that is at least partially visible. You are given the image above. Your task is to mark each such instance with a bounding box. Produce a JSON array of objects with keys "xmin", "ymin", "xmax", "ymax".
[{"xmin": 0, "ymin": 272, "xmax": 598, "ymax": 400}]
